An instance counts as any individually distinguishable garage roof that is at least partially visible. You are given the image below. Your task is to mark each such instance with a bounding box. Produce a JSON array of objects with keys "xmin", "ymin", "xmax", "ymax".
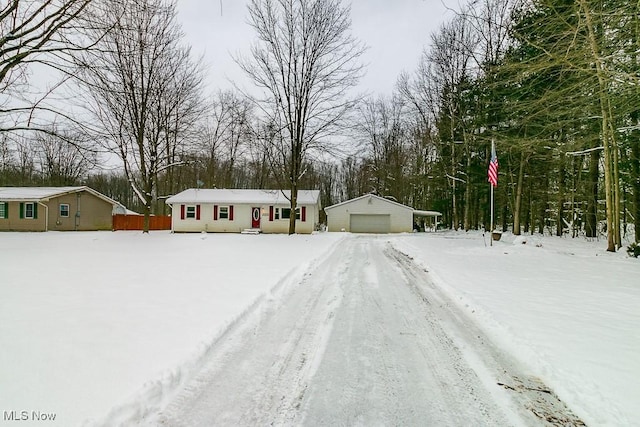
[{"xmin": 324, "ymin": 193, "xmax": 414, "ymax": 211}]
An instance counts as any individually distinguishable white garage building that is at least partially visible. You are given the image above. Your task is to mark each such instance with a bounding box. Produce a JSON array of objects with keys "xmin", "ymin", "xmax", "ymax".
[{"xmin": 324, "ymin": 194, "xmax": 416, "ymax": 233}]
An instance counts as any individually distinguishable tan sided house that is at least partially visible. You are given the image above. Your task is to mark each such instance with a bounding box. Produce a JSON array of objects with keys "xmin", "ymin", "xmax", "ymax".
[
  {"xmin": 166, "ymin": 189, "xmax": 321, "ymax": 234},
  {"xmin": 324, "ymin": 193, "xmax": 442, "ymax": 233},
  {"xmin": 0, "ymin": 187, "xmax": 125, "ymax": 232}
]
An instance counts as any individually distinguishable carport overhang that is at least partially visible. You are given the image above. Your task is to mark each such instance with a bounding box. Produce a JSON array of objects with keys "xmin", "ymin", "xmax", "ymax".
[{"xmin": 413, "ymin": 210, "xmax": 442, "ymax": 231}]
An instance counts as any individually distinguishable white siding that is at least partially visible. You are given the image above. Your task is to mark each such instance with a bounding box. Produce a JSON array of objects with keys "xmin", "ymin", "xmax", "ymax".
[{"xmin": 171, "ymin": 202, "xmax": 318, "ymax": 234}]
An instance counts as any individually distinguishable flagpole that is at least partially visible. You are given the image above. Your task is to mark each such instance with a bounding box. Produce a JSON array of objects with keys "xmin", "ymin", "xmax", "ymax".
[
  {"xmin": 490, "ymin": 182, "xmax": 494, "ymax": 247},
  {"xmin": 489, "ymin": 138, "xmax": 496, "ymax": 247}
]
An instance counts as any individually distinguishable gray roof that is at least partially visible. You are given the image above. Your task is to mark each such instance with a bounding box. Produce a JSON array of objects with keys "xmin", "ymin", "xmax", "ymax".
[
  {"xmin": 325, "ymin": 193, "xmax": 414, "ymax": 211},
  {"xmin": 166, "ymin": 189, "xmax": 321, "ymax": 206},
  {"xmin": 0, "ymin": 186, "xmax": 123, "ymax": 207}
]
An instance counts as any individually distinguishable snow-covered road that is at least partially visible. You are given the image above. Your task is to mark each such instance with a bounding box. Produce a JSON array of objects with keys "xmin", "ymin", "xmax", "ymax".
[{"xmin": 153, "ymin": 236, "xmax": 583, "ymax": 426}]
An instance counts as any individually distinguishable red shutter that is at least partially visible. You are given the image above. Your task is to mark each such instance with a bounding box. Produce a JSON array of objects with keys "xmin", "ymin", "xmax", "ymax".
[
  {"xmin": 301, "ymin": 206, "xmax": 306, "ymax": 222},
  {"xmin": 269, "ymin": 206, "xmax": 274, "ymax": 221},
  {"xmin": 196, "ymin": 205, "xmax": 201, "ymax": 220},
  {"xmin": 229, "ymin": 205, "xmax": 234, "ymax": 221},
  {"xmin": 214, "ymin": 205, "xmax": 218, "ymax": 220},
  {"xmin": 180, "ymin": 205, "xmax": 185, "ymax": 220}
]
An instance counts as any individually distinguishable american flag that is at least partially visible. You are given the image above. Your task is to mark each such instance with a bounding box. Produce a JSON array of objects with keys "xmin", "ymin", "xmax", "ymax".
[{"xmin": 488, "ymin": 141, "xmax": 498, "ymax": 187}]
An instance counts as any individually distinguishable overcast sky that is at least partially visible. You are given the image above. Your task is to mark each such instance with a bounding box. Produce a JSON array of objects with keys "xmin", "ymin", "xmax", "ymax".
[{"xmin": 175, "ymin": 0, "xmax": 457, "ymax": 96}]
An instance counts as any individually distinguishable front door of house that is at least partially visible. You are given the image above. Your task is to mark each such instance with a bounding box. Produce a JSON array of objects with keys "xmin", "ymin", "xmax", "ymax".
[{"xmin": 251, "ymin": 207, "xmax": 261, "ymax": 229}]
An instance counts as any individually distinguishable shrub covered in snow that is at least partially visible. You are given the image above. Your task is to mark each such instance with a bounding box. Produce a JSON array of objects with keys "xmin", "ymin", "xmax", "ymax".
[
  {"xmin": 627, "ymin": 242, "xmax": 640, "ymax": 258},
  {"xmin": 512, "ymin": 235, "xmax": 543, "ymax": 247}
]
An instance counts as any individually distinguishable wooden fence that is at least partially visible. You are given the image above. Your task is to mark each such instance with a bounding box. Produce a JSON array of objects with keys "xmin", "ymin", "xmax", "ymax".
[{"xmin": 113, "ymin": 214, "xmax": 171, "ymax": 231}]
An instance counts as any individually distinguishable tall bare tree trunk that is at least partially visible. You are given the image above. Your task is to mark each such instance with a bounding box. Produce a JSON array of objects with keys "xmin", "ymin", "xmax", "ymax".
[
  {"xmin": 289, "ymin": 185, "xmax": 298, "ymax": 235},
  {"xmin": 463, "ymin": 142, "xmax": 472, "ymax": 231},
  {"xmin": 556, "ymin": 157, "xmax": 565, "ymax": 237},
  {"xmin": 633, "ymin": 136, "xmax": 640, "ymax": 242},
  {"xmin": 580, "ymin": 0, "xmax": 617, "ymax": 251},
  {"xmin": 607, "ymin": 97, "xmax": 622, "ymax": 246},
  {"xmin": 524, "ymin": 186, "xmax": 531, "ymax": 234},
  {"xmin": 513, "ymin": 152, "xmax": 526, "ymax": 235},
  {"xmin": 539, "ymin": 173, "xmax": 549, "ymax": 234},
  {"xmin": 451, "ymin": 138, "xmax": 458, "ymax": 230},
  {"xmin": 585, "ymin": 149, "xmax": 600, "ymax": 238},
  {"xmin": 633, "ymin": 5, "xmax": 640, "ymax": 243},
  {"xmin": 463, "ymin": 182, "xmax": 471, "ymax": 231}
]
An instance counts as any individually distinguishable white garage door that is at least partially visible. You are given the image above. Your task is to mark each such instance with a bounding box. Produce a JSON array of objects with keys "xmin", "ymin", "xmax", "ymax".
[{"xmin": 350, "ymin": 214, "xmax": 391, "ymax": 233}]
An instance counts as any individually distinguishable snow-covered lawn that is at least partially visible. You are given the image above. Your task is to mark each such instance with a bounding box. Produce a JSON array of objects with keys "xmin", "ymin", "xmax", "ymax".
[
  {"xmin": 389, "ymin": 231, "xmax": 640, "ymax": 427},
  {"xmin": 0, "ymin": 231, "xmax": 344, "ymax": 426},
  {"xmin": 1, "ymin": 230, "xmax": 638, "ymax": 426}
]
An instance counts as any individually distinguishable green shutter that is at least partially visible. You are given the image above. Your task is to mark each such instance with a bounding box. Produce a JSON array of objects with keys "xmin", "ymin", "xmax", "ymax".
[
  {"xmin": 4, "ymin": 202, "xmax": 7, "ymax": 219},
  {"xmin": 33, "ymin": 203, "xmax": 37, "ymax": 219},
  {"xmin": 19, "ymin": 202, "xmax": 24, "ymax": 219}
]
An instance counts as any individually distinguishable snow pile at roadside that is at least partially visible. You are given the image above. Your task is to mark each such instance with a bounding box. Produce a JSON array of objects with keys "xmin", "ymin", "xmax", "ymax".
[
  {"xmin": 0, "ymin": 231, "xmax": 345, "ymax": 427},
  {"xmin": 389, "ymin": 231, "xmax": 640, "ymax": 427}
]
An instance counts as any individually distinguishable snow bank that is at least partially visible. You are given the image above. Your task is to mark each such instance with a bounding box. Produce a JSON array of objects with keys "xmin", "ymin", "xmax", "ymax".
[
  {"xmin": 0, "ymin": 231, "xmax": 344, "ymax": 427},
  {"xmin": 389, "ymin": 231, "xmax": 640, "ymax": 426}
]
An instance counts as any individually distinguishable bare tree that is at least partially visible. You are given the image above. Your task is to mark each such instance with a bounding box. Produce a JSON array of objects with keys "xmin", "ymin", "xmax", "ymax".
[
  {"xmin": 197, "ymin": 90, "xmax": 254, "ymax": 188},
  {"xmin": 238, "ymin": 0, "xmax": 365, "ymax": 234},
  {"xmin": 14, "ymin": 135, "xmax": 37, "ymax": 183},
  {"xmin": 0, "ymin": 0, "xmax": 97, "ymax": 135},
  {"xmin": 427, "ymin": 14, "xmax": 478, "ymax": 230},
  {"xmin": 34, "ymin": 129, "xmax": 95, "ymax": 184},
  {"xmin": 77, "ymin": 0, "xmax": 204, "ymax": 232},
  {"xmin": 459, "ymin": 0, "xmax": 514, "ymax": 71},
  {"xmin": 355, "ymin": 95, "xmax": 409, "ymax": 200}
]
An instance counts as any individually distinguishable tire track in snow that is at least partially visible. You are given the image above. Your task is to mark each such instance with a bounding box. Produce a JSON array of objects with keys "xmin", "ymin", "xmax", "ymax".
[
  {"xmin": 299, "ymin": 237, "xmax": 514, "ymax": 426},
  {"xmin": 153, "ymin": 236, "xmax": 352, "ymax": 426},
  {"xmin": 153, "ymin": 236, "xmax": 584, "ymax": 426},
  {"xmin": 386, "ymin": 242, "xmax": 586, "ymax": 426}
]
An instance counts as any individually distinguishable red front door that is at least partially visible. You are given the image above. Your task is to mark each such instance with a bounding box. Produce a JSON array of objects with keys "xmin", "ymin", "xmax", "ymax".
[{"xmin": 251, "ymin": 207, "xmax": 261, "ymax": 228}]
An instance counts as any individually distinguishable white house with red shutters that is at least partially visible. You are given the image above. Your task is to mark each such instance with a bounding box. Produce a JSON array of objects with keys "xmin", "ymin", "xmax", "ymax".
[{"xmin": 165, "ymin": 189, "xmax": 321, "ymax": 234}]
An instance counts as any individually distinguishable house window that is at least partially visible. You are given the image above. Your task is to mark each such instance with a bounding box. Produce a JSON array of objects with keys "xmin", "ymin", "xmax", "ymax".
[
  {"xmin": 24, "ymin": 202, "xmax": 35, "ymax": 219},
  {"xmin": 0, "ymin": 202, "xmax": 6, "ymax": 219},
  {"xmin": 60, "ymin": 204, "xmax": 70, "ymax": 218},
  {"xmin": 219, "ymin": 206, "xmax": 229, "ymax": 219},
  {"xmin": 181, "ymin": 204, "xmax": 200, "ymax": 220},
  {"xmin": 19, "ymin": 202, "xmax": 37, "ymax": 219},
  {"xmin": 278, "ymin": 207, "xmax": 300, "ymax": 220}
]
